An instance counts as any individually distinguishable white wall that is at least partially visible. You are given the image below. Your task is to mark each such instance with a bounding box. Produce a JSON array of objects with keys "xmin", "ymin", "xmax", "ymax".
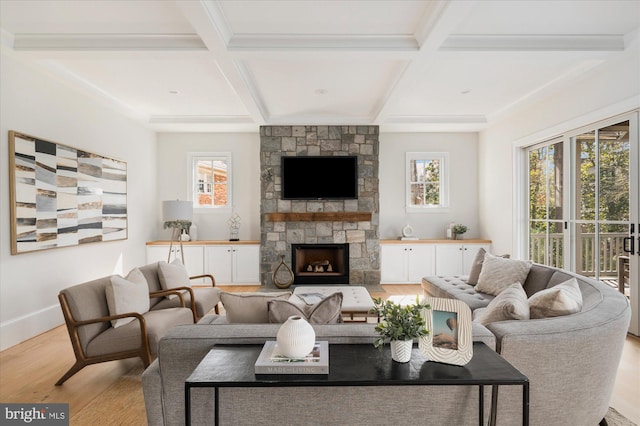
[
  {"xmin": 479, "ymin": 43, "xmax": 640, "ymax": 256},
  {"xmin": 156, "ymin": 133, "xmax": 261, "ymax": 241},
  {"xmin": 379, "ymin": 133, "xmax": 480, "ymax": 240},
  {"xmin": 0, "ymin": 48, "xmax": 157, "ymax": 350}
]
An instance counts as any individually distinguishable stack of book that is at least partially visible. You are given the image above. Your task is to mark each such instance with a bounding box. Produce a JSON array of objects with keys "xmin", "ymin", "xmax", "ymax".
[{"xmin": 254, "ymin": 341, "xmax": 329, "ymax": 374}]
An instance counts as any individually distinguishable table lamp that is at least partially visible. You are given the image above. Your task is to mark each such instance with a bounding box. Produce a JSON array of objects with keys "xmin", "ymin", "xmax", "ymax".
[{"xmin": 162, "ymin": 200, "xmax": 193, "ymax": 263}]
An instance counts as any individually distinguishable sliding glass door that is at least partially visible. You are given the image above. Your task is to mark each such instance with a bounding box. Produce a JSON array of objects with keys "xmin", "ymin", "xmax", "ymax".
[{"xmin": 524, "ymin": 112, "xmax": 639, "ymax": 335}]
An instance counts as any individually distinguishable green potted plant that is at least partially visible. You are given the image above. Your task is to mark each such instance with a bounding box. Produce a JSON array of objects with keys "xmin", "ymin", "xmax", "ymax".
[
  {"xmin": 370, "ymin": 297, "xmax": 430, "ymax": 363},
  {"xmin": 452, "ymin": 224, "xmax": 468, "ymax": 240}
]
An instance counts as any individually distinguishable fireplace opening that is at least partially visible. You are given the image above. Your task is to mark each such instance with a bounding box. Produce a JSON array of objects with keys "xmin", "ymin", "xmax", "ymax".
[{"xmin": 291, "ymin": 244, "xmax": 349, "ymax": 285}]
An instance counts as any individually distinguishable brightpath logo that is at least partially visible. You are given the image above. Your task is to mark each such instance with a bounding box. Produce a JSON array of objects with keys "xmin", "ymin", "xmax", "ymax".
[{"xmin": 1, "ymin": 404, "xmax": 68, "ymax": 425}]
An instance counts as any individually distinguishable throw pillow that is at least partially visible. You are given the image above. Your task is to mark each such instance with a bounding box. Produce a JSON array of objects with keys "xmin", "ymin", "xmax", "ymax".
[
  {"xmin": 475, "ymin": 253, "xmax": 533, "ymax": 296},
  {"xmin": 268, "ymin": 292, "xmax": 344, "ymax": 324},
  {"xmin": 106, "ymin": 275, "xmax": 150, "ymax": 328},
  {"xmin": 220, "ymin": 291, "xmax": 291, "ymax": 323},
  {"xmin": 466, "ymin": 249, "xmax": 510, "ymax": 285},
  {"xmin": 473, "ymin": 283, "xmax": 529, "ymax": 325},
  {"xmin": 528, "ymin": 278, "xmax": 583, "ymax": 319},
  {"xmin": 125, "ymin": 267, "xmax": 147, "ymax": 286},
  {"xmin": 158, "ymin": 259, "xmax": 191, "ymax": 299}
]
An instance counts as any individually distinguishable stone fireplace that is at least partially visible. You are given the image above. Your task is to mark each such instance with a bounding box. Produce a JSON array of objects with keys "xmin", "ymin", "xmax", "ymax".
[
  {"xmin": 260, "ymin": 125, "xmax": 380, "ymax": 288},
  {"xmin": 292, "ymin": 243, "xmax": 349, "ymax": 285}
]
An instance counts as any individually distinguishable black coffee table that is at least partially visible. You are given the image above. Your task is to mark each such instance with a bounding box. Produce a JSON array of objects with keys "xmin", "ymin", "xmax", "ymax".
[{"xmin": 185, "ymin": 342, "xmax": 529, "ymax": 426}]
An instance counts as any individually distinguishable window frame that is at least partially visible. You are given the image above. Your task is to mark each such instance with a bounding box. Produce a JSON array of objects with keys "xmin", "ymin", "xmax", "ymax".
[
  {"xmin": 405, "ymin": 152, "xmax": 450, "ymax": 212},
  {"xmin": 187, "ymin": 152, "xmax": 232, "ymax": 211}
]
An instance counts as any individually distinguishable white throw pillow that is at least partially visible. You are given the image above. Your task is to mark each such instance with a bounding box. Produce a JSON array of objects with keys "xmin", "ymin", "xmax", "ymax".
[
  {"xmin": 158, "ymin": 259, "xmax": 191, "ymax": 299},
  {"xmin": 106, "ymin": 275, "xmax": 150, "ymax": 328},
  {"xmin": 475, "ymin": 253, "xmax": 533, "ymax": 296},
  {"xmin": 473, "ymin": 283, "xmax": 529, "ymax": 325},
  {"xmin": 466, "ymin": 248, "xmax": 510, "ymax": 285},
  {"xmin": 528, "ymin": 278, "xmax": 583, "ymax": 319},
  {"xmin": 220, "ymin": 292, "xmax": 291, "ymax": 323}
]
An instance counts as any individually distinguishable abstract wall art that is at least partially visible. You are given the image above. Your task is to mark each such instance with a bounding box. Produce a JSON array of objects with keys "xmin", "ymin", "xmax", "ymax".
[{"xmin": 9, "ymin": 131, "xmax": 128, "ymax": 254}]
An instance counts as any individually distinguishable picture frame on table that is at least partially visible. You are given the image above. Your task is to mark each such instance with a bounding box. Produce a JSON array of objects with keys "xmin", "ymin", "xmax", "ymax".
[{"xmin": 419, "ymin": 298, "xmax": 473, "ymax": 366}]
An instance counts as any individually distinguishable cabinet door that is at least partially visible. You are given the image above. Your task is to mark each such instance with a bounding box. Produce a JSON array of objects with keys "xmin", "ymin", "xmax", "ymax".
[
  {"xmin": 232, "ymin": 245, "xmax": 260, "ymax": 283},
  {"xmin": 435, "ymin": 245, "xmax": 464, "ymax": 276},
  {"xmin": 380, "ymin": 245, "xmax": 409, "ymax": 283},
  {"xmin": 205, "ymin": 246, "xmax": 233, "ymax": 284},
  {"xmin": 461, "ymin": 244, "xmax": 491, "ymax": 275},
  {"xmin": 407, "ymin": 245, "xmax": 436, "ymax": 282}
]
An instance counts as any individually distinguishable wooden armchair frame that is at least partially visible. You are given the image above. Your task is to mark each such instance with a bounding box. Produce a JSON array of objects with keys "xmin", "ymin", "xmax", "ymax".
[{"xmin": 56, "ymin": 287, "xmax": 189, "ymax": 386}]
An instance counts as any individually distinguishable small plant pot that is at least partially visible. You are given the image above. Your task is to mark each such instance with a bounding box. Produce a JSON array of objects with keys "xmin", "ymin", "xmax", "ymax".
[{"xmin": 390, "ymin": 340, "xmax": 413, "ymax": 363}]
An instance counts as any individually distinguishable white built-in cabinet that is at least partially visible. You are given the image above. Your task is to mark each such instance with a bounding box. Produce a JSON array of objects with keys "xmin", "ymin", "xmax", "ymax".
[
  {"xmin": 434, "ymin": 244, "xmax": 491, "ymax": 276},
  {"xmin": 146, "ymin": 241, "xmax": 260, "ymax": 285},
  {"xmin": 380, "ymin": 244, "xmax": 435, "ymax": 283},
  {"xmin": 380, "ymin": 240, "xmax": 491, "ymax": 284}
]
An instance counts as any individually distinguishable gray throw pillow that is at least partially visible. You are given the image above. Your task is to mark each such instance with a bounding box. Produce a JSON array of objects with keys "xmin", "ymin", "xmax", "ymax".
[
  {"xmin": 220, "ymin": 291, "xmax": 291, "ymax": 323},
  {"xmin": 475, "ymin": 253, "xmax": 533, "ymax": 296},
  {"xmin": 268, "ymin": 292, "xmax": 344, "ymax": 324},
  {"xmin": 467, "ymin": 248, "xmax": 510, "ymax": 285},
  {"xmin": 528, "ymin": 278, "xmax": 583, "ymax": 319},
  {"xmin": 473, "ymin": 283, "xmax": 529, "ymax": 325},
  {"xmin": 106, "ymin": 275, "xmax": 150, "ymax": 328}
]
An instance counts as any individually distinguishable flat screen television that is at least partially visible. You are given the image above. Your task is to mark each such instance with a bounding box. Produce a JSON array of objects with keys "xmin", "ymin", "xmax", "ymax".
[{"xmin": 281, "ymin": 156, "xmax": 358, "ymax": 200}]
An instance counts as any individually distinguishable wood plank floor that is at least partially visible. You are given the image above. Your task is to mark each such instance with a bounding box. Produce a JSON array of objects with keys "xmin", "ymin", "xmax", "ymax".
[{"xmin": 1, "ymin": 284, "xmax": 638, "ymax": 425}]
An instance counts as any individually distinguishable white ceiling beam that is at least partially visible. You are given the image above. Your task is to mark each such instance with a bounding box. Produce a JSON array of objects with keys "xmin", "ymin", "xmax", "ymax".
[
  {"xmin": 440, "ymin": 34, "xmax": 626, "ymax": 52},
  {"xmin": 175, "ymin": 0, "xmax": 267, "ymax": 124},
  {"xmin": 11, "ymin": 34, "xmax": 207, "ymax": 51},
  {"xmin": 226, "ymin": 34, "xmax": 419, "ymax": 51}
]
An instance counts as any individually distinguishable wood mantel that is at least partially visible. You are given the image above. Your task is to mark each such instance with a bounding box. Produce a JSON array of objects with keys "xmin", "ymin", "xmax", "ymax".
[{"xmin": 265, "ymin": 212, "xmax": 372, "ymax": 222}]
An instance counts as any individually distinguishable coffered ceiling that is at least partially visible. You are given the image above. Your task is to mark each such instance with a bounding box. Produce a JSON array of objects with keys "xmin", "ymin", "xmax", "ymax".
[{"xmin": 1, "ymin": 0, "xmax": 638, "ymax": 132}]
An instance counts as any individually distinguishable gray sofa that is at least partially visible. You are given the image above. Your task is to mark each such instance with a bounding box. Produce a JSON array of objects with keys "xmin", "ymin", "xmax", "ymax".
[
  {"xmin": 422, "ymin": 263, "xmax": 631, "ymax": 426},
  {"xmin": 142, "ymin": 320, "xmax": 497, "ymax": 426},
  {"xmin": 142, "ymin": 263, "xmax": 630, "ymax": 426}
]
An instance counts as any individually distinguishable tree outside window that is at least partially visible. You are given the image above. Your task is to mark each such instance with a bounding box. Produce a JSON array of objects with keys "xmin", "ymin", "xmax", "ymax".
[{"xmin": 406, "ymin": 152, "xmax": 449, "ymax": 211}]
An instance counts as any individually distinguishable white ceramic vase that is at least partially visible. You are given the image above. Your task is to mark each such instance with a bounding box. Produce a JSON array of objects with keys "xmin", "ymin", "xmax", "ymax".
[
  {"xmin": 390, "ymin": 339, "xmax": 413, "ymax": 363},
  {"xmin": 276, "ymin": 316, "xmax": 316, "ymax": 358}
]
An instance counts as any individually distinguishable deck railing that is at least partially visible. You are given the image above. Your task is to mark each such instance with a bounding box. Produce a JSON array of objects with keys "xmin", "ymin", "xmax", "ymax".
[{"xmin": 529, "ymin": 232, "xmax": 627, "ymax": 277}]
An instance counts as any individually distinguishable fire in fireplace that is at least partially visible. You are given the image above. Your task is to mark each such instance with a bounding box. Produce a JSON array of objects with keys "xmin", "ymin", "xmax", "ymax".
[{"xmin": 291, "ymin": 243, "xmax": 349, "ymax": 285}]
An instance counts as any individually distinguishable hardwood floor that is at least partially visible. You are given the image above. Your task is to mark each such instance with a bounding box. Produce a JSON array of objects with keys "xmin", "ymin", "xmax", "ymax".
[{"xmin": 1, "ymin": 284, "xmax": 638, "ymax": 425}]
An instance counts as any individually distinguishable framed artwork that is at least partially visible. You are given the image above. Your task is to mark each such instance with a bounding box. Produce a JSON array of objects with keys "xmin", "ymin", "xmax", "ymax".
[
  {"xmin": 9, "ymin": 131, "xmax": 128, "ymax": 254},
  {"xmin": 419, "ymin": 298, "xmax": 473, "ymax": 366}
]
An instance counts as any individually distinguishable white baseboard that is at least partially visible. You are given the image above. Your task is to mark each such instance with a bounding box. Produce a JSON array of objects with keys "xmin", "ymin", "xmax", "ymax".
[{"xmin": 0, "ymin": 304, "xmax": 63, "ymax": 351}]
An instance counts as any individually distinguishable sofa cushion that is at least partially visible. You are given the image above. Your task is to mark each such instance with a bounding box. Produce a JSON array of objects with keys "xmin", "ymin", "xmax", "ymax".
[
  {"xmin": 475, "ymin": 254, "xmax": 533, "ymax": 296},
  {"xmin": 268, "ymin": 292, "xmax": 343, "ymax": 324},
  {"xmin": 106, "ymin": 274, "xmax": 150, "ymax": 328},
  {"xmin": 220, "ymin": 291, "xmax": 291, "ymax": 323},
  {"xmin": 421, "ymin": 276, "xmax": 494, "ymax": 311},
  {"xmin": 467, "ymin": 249, "xmax": 510, "ymax": 285},
  {"xmin": 158, "ymin": 259, "xmax": 191, "ymax": 299},
  {"xmin": 473, "ymin": 283, "xmax": 529, "ymax": 326},
  {"xmin": 528, "ymin": 277, "xmax": 583, "ymax": 319}
]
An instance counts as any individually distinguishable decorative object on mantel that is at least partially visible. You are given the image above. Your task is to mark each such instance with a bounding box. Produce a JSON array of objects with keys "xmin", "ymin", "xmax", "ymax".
[
  {"xmin": 419, "ymin": 298, "xmax": 473, "ymax": 366},
  {"xmin": 273, "ymin": 255, "xmax": 294, "ymax": 289},
  {"xmin": 400, "ymin": 224, "xmax": 418, "ymax": 241},
  {"xmin": 8, "ymin": 131, "xmax": 128, "ymax": 255},
  {"xmin": 452, "ymin": 224, "xmax": 468, "ymax": 240},
  {"xmin": 227, "ymin": 212, "xmax": 241, "ymax": 241},
  {"xmin": 162, "ymin": 199, "xmax": 192, "ymax": 263},
  {"xmin": 276, "ymin": 315, "xmax": 316, "ymax": 359},
  {"xmin": 370, "ymin": 297, "xmax": 430, "ymax": 363}
]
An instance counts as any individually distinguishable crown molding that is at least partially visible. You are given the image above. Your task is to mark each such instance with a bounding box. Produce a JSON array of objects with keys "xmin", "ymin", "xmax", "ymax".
[
  {"xmin": 149, "ymin": 115, "xmax": 254, "ymax": 124},
  {"xmin": 440, "ymin": 34, "xmax": 625, "ymax": 52},
  {"xmin": 385, "ymin": 115, "xmax": 487, "ymax": 124},
  {"xmin": 11, "ymin": 34, "xmax": 207, "ymax": 51}
]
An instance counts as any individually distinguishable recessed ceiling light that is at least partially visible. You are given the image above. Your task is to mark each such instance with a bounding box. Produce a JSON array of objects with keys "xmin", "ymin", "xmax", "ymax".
[
  {"xmin": 168, "ymin": 90, "xmax": 180, "ymax": 95},
  {"xmin": 315, "ymin": 89, "xmax": 328, "ymax": 95},
  {"xmin": 460, "ymin": 89, "xmax": 471, "ymax": 95}
]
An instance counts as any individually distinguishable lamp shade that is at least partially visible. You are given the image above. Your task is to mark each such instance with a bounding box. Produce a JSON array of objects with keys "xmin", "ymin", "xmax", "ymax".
[{"xmin": 162, "ymin": 200, "xmax": 193, "ymax": 222}]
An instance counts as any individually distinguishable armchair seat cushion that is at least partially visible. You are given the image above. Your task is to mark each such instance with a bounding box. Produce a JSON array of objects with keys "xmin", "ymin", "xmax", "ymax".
[
  {"xmin": 86, "ymin": 307, "xmax": 193, "ymax": 357},
  {"xmin": 151, "ymin": 287, "xmax": 221, "ymax": 318}
]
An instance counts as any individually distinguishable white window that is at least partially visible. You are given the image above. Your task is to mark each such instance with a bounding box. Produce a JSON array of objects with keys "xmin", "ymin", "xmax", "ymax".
[
  {"xmin": 187, "ymin": 152, "xmax": 232, "ymax": 209},
  {"xmin": 406, "ymin": 152, "xmax": 449, "ymax": 211}
]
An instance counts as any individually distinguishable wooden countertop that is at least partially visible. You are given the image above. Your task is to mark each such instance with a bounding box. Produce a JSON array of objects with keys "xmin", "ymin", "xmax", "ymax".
[
  {"xmin": 146, "ymin": 240, "xmax": 260, "ymax": 246},
  {"xmin": 380, "ymin": 239, "xmax": 491, "ymax": 244}
]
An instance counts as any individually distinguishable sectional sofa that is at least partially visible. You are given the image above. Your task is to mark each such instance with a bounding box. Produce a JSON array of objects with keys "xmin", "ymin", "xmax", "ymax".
[{"xmin": 142, "ymin": 262, "xmax": 630, "ymax": 426}]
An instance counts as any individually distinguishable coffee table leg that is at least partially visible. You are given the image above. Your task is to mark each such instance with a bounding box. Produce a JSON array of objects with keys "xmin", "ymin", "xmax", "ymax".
[
  {"xmin": 478, "ymin": 385, "xmax": 484, "ymax": 426},
  {"xmin": 185, "ymin": 384, "xmax": 191, "ymax": 426},
  {"xmin": 215, "ymin": 387, "xmax": 220, "ymax": 426},
  {"xmin": 523, "ymin": 382, "xmax": 529, "ymax": 426}
]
